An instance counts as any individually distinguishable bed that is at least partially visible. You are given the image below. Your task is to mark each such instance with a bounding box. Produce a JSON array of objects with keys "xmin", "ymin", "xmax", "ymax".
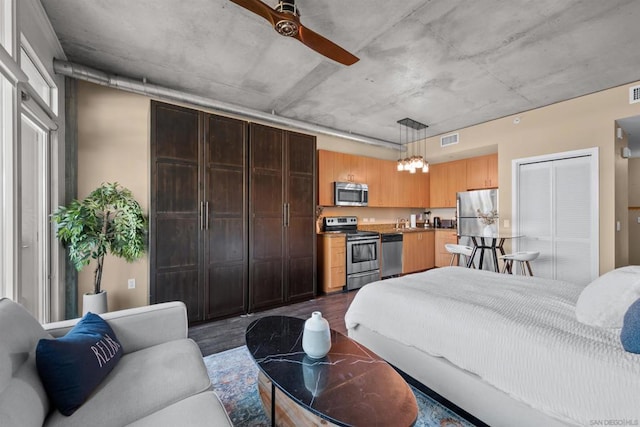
[{"xmin": 344, "ymin": 267, "xmax": 640, "ymax": 427}]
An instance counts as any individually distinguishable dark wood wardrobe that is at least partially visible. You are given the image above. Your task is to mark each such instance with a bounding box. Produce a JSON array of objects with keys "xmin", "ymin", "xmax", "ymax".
[{"xmin": 150, "ymin": 101, "xmax": 316, "ymax": 323}]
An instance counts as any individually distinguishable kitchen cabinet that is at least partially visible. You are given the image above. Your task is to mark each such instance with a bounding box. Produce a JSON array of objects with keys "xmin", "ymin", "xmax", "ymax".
[
  {"xmin": 430, "ymin": 159, "xmax": 467, "ymax": 207},
  {"xmin": 150, "ymin": 102, "xmax": 248, "ymax": 322},
  {"xmin": 402, "ymin": 231, "xmax": 435, "ymax": 274},
  {"xmin": 317, "ymin": 150, "xmax": 334, "ymax": 206},
  {"xmin": 379, "ymin": 159, "xmax": 399, "ymax": 207},
  {"xmin": 365, "ymin": 157, "xmax": 383, "ymax": 207},
  {"xmin": 335, "ymin": 152, "xmax": 367, "ymax": 183},
  {"xmin": 466, "ymin": 153, "xmax": 498, "ymax": 189},
  {"xmin": 317, "ymin": 234, "xmax": 346, "ymax": 293},
  {"xmin": 317, "ymin": 150, "xmax": 368, "ymax": 206},
  {"xmin": 435, "ymin": 229, "xmax": 459, "ymax": 267},
  {"xmin": 250, "ymin": 124, "xmax": 317, "ymax": 311}
]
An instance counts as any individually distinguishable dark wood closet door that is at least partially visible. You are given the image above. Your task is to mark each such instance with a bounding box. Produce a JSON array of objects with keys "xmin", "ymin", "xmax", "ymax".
[
  {"xmin": 150, "ymin": 101, "xmax": 203, "ymax": 322},
  {"xmin": 249, "ymin": 123, "xmax": 285, "ymax": 311},
  {"xmin": 204, "ymin": 115, "xmax": 248, "ymax": 319},
  {"xmin": 286, "ymin": 132, "xmax": 316, "ymax": 301}
]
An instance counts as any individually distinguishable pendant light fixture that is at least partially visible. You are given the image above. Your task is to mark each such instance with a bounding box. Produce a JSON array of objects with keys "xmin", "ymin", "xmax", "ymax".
[{"xmin": 396, "ymin": 118, "xmax": 429, "ymax": 173}]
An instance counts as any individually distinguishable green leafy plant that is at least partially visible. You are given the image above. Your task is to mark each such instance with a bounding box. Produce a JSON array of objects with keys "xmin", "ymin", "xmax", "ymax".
[{"xmin": 52, "ymin": 182, "xmax": 148, "ymax": 295}]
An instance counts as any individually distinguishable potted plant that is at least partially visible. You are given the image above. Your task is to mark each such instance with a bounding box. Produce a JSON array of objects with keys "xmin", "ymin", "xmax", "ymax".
[{"xmin": 52, "ymin": 182, "xmax": 148, "ymax": 315}]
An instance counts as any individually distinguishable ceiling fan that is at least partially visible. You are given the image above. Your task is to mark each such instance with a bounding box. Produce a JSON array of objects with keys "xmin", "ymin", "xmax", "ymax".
[{"xmin": 229, "ymin": 0, "xmax": 359, "ymax": 66}]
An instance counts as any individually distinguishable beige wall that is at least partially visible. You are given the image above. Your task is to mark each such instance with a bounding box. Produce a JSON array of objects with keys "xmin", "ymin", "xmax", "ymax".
[
  {"xmin": 408, "ymin": 82, "xmax": 640, "ymax": 275},
  {"xmin": 630, "ymin": 158, "xmax": 640, "ymax": 265},
  {"xmin": 614, "ymin": 125, "xmax": 629, "ymax": 267},
  {"xmin": 77, "ymin": 79, "xmax": 640, "ymax": 309},
  {"xmin": 77, "ymin": 81, "xmax": 150, "ymax": 312}
]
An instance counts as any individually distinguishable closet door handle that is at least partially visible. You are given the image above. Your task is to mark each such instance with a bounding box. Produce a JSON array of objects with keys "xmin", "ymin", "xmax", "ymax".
[
  {"xmin": 200, "ymin": 202, "xmax": 204, "ymax": 230},
  {"xmin": 283, "ymin": 204, "xmax": 287, "ymax": 227},
  {"xmin": 205, "ymin": 201, "xmax": 210, "ymax": 230},
  {"xmin": 287, "ymin": 203, "xmax": 290, "ymax": 227}
]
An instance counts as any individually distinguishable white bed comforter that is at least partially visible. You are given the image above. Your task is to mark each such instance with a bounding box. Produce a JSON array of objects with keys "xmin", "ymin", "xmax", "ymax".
[{"xmin": 344, "ymin": 267, "xmax": 640, "ymax": 425}]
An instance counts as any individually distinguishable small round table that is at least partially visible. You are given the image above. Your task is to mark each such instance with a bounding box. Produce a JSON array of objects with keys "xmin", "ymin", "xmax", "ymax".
[{"xmin": 245, "ymin": 315, "xmax": 418, "ymax": 427}]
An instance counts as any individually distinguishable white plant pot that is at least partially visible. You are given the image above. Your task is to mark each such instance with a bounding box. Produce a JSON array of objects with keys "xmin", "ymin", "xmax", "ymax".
[{"xmin": 83, "ymin": 291, "xmax": 108, "ymax": 315}]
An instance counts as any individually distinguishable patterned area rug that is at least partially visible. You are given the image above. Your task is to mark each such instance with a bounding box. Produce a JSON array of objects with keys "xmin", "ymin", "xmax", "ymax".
[{"xmin": 204, "ymin": 346, "xmax": 476, "ymax": 427}]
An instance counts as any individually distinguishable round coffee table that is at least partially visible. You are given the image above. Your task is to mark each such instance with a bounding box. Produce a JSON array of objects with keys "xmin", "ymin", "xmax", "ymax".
[{"xmin": 245, "ymin": 315, "xmax": 418, "ymax": 427}]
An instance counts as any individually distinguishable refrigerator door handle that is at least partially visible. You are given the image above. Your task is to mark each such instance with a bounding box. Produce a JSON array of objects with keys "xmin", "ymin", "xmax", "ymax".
[{"xmin": 456, "ymin": 197, "xmax": 461, "ymax": 236}]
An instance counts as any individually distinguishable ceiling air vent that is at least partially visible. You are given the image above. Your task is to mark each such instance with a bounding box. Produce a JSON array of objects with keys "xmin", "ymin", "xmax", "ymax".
[
  {"xmin": 440, "ymin": 133, "xmax": 459, "ymax": 147},
  {"xmin": 630, "ymin": 85, "xmax": 640, "ymax": 104}
]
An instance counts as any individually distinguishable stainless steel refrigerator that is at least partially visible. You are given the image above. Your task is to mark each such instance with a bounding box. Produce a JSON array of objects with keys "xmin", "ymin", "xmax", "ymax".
[{"xmin": 456, "ymin": 189, "xmax": 498, "ymax": 269}]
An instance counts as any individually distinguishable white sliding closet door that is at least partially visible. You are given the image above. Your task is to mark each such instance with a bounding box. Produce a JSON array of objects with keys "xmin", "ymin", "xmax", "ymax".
[{"xmin": 516, "ymin": 151, "xmax": 598, "ymax": 285}]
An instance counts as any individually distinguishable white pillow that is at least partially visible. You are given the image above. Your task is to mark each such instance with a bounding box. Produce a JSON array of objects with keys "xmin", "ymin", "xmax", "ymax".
[{"xmin": 575, "ymin": 265, "xmax": 640, "ymax": 328}]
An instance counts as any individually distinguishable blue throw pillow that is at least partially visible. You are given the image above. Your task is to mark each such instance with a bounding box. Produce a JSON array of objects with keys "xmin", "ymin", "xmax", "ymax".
[
  {"xmin": 621, "ymin": 298, "xmax": 640, "ymax": 354},
  {"xmin": 36, "ymin": 312, "xmax": 124, "ymax": 416}
]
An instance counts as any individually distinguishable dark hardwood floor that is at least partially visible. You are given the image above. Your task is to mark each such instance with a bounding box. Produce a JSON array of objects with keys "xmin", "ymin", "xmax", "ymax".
[{"xmin": 189, "ymin": 290, "xmax": 358, "ymax": 356}]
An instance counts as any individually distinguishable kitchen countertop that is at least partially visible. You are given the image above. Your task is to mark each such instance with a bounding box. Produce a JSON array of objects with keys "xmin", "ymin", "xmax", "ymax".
[{"xmin": 317, "ymin": 227, "xmax": 457, "ymax": 235}]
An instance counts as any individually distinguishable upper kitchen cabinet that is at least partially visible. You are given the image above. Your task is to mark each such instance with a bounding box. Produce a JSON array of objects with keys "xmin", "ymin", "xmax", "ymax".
[
  {"xmin": 430, "ymin": 159, "xmax": 467, "ymax": 208},
  {"xmin": 365, "ymin": 157, "xmax": 383, "ymax": 207},
  {"xmin": 318, "ymin": 150, "xmax": 430, "ymax": 207},
  {"xmin": 317, "ymin": 150, "xmax": 334, "ymax": 206},
  {"xmin": 335, "ymin": 152, "xmax": 367, "ymax": 183},
  {"xmin": 466, "ymin": 153, "xmax": 498, "ymax": 190},
  {"xmin": 317, "ymin": 150, "xmax": 367, "ymax": 206}
]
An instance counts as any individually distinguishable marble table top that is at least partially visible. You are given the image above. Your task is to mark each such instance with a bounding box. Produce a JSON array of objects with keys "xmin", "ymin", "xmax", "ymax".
[{"xmin": 245, "ymin": 315, "xmax": 418, "ymax": 427}]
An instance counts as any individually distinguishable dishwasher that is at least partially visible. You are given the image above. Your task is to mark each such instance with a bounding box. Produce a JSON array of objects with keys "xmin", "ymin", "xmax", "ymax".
[{"xmin": 381, "ymin": 233, "xmax": 403, "ymax": 278}]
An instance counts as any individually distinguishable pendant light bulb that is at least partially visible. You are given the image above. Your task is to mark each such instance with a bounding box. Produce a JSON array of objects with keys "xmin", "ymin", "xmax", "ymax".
[{"xmin": 422, "ymin": 164, "xmax": 429, "ymax": 173}]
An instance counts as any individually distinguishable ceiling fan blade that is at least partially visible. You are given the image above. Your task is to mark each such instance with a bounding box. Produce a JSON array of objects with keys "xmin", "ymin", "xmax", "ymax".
[
  {"xmin": 295, "ymin": 25, "xmax": 359, "ymax": 66},
  {"xmin": 229, "ymin": 0, "xmax": 279, "ymax": 26}
]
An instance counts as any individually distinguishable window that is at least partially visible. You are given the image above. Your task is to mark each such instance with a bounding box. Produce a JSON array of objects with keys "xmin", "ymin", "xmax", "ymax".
[
  {"xmin": 20, "ymin": 41, "xmax": 57, "ymax": 114},
  {"xmin": 0, "ymin": 0, "xmax": 11, "ymax": 54}
]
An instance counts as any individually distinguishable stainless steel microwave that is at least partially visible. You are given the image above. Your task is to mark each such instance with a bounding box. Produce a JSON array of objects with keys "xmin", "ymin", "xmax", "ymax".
[{"xmin": 334, "ymin": 182, "xmax": 368, "ymax": 206}]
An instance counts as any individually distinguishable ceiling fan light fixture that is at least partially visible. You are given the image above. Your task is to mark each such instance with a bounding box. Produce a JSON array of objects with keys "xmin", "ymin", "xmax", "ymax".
[
  {"xmin": 275, "ymin": 20, "xmax": 299, "ymax": 36},
  {"xmin": 229, "ymin": 0, "xmax": 359, "ymax": 65}
]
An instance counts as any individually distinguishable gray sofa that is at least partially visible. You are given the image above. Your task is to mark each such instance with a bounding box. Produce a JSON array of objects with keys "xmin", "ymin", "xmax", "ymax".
[{"xmin": 0, "ymin": 298, "xmax": 233, "ymax": 427}]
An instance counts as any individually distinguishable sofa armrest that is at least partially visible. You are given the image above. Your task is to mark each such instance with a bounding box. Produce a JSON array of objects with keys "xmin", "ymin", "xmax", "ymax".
[{"xmin": 42, "ymin": 301, "xmax": 188, "ymax": 354}]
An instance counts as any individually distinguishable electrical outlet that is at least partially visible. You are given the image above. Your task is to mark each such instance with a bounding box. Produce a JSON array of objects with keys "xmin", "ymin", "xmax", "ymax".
[
  {"xmin": 637, "ymin": 216, "xmax": 640, "ymax": 224},
  {"xmin": 616, "ymin": 221, "xmax": 621, "ymax": 232},
  {"xmin": 128, "ymin": 278, "xmax": 136, "ymax": 289}
]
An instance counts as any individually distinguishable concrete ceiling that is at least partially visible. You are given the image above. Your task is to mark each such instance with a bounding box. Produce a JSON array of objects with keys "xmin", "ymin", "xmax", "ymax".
[{"xmin": 40, "ymin": 0, "xmax": 640, "ymax": 145}]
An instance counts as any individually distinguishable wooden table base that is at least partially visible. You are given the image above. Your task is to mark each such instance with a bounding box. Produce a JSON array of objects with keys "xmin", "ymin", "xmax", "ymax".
[{"xmin": 258, "ymin": 371, "xmax": 337, "ymax": 427}]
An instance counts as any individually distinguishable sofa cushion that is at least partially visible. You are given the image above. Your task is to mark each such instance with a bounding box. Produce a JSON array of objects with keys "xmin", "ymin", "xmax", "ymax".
[
  {"xmin": 44, "ymin": 338, "xmax": 211, "ymax": 427},
  {"xmin": 126, "ymin": 391, "xmax": 233, "ymax": 426},
  {"xmin": 36, "ymin": 312, "xmax": 124, "ymax": 416},
  {"xmin": 0, "ymin": 298, "xmax": 51, "ymax": 427}
]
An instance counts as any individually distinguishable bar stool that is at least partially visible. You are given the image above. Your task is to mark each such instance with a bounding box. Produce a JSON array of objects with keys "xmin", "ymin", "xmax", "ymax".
[
  {"xmin": 445, "ymin": 244, "xmax": 474, "ymax": 268},
  {"xmin": 500, "ymin": 251, "xmax": 540, "ymax": 276}
]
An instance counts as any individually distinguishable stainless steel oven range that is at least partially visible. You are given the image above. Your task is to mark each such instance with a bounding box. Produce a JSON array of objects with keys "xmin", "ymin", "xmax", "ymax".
[{"xmin": 322, "ymin": 216, "xmax": 380, "ymax": 290}]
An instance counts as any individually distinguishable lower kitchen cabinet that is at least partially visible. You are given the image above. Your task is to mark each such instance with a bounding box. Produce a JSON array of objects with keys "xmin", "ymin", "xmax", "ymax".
[
  {"xmin": 402, "ymin": 231, "xmax": 435, "ymax": 274},
  {"xmin": 317, "ymin": 234, "xmax": 346, "ymax": 293},
  {"xmin": 435, "ymin": 229, "xmax": 459, "ymax": 267}
]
